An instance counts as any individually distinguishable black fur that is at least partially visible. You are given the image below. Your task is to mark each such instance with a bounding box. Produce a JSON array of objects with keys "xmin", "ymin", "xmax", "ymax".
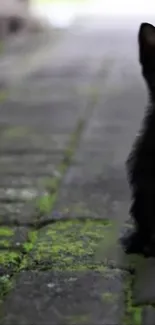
[{"xmin": 122, "ymin": 23, "xmax": 155, "ymax": 256}]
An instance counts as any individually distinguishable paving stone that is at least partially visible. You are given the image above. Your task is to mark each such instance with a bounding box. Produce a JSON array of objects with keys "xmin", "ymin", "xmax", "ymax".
[
  {"xmin": 0, "ymin": 101, "xmax": 82, "ymax": 131},
  {"xmin": 53, "ymin": 174, "xmax": 129, "ymax": 220},
  {"xmin": 0, "ymin": 130, "xmax": 70, "ymax": 153},
  {"xmin": 133, "ymin": 258, "xmax": 155, "ymax": 305},
  {"xmin": 0, "ymin": 270, "xmax": 126, "ymax": 325},
  {"xmin": 142, "ymin": 306, "xmax": 155, "ymax": 325},
  {"xmin": 22, "ymin": 219, "xmax": 129, "ymax": 271},
  {"xmin": 0, "ymin": 176, "xmax": 51, "ymax": 188},
  {"xmin": 0, "ymin": 164, "xmax": 62, "ymax": 177},
  {"xmin": 0, "ymin": 202, "xmax": 34, "ymax": 223},
  {"xmin": 0, "ymin": 187, "xmax": 46, "ymax": 203}
]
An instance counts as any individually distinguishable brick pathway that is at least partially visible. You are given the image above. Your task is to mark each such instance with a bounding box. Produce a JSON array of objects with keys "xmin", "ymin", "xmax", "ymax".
[{"xmin": 0, "ymin": 22, "xmax": 153, "ymax": 325}]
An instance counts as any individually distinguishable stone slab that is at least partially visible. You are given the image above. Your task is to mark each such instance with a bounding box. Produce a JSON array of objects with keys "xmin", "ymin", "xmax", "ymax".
[
  {"xmin": 0, "ymin": 270, "xmax": 126, "ymax": 325},
  {"xmin": 21, "ymin": 219, "xmax": 131, "ymax": 271},
  {"xmin": 133, "ymin": 258, "xmax": 155, "ymax": 305},
  {"xmin": 142, "ymin": 306, "xmax": 155, "ymax": 325}
]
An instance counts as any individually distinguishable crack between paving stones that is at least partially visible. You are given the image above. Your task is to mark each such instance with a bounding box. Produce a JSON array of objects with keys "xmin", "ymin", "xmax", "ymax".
[
  {"xmin": 0, "ymin": 216, "xmax": 110, "ymax": 229},
  {"xmin": 123, "ymin": 272, "xmax": 143, "ymax": 325}
]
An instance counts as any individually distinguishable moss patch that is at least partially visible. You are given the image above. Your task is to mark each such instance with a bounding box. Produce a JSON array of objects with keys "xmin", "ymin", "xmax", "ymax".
[
  {"xmin": 0, "ymin": 250, "xmax": 21, "ymax": 272},
  {"xmin": 0, "ymin": 227, "xmax": 15, "ymax": 249},
  {"xmin": 23, "ymin": 231, "xmax": 38, "ymax": 253},
  {"xmin": 36, "ymin": 193, "xmax": 57, "ymax": 215},
  {"xmin": 21, "ymin": 219, "xmax": 114, "ymax": 270},
  {"xmin": 36, "ymin": 119, "xmax": 84, "ymax": 218},
  {"xmin": 0, "ymin": 275, "xmax": 13, "ymax": 302},
  {"xmin": 123, "ymin": 277, "xmax": 142, "ymax": 325},
  {"xmin": 0, "ymin": 227, "xmax": 14, "ymax": 237}
]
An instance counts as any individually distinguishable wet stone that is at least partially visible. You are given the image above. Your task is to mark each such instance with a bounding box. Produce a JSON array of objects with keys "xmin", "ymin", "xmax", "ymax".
[{"xmin": 0, "ymin": 270, "xmax": 126, "ymax": 325}]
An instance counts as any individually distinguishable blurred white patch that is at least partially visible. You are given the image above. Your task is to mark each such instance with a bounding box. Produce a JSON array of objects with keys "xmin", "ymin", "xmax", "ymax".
[{"xmin": 30, "ymin": 0, "xmax": 155, "ymax": 29}]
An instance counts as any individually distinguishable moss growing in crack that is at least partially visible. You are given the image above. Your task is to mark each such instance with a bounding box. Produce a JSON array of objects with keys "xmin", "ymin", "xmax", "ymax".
[
  {"xmin": 123, "ymin": 277, "xmax": 142, "ymax": 325},
  {"xmin": 23, "ymin": 230, "xmax": 38, "ymax": 253},
  {"xmin": 60, "ymin": 119, "xmax": 84, "ymax": 168},
  {"xmin": 36, "ymin": 193, "xmax": 57, "ymax": 215},
  {"xmin": 0, "ymin": 227, "xmax": 14, "ymax": 237},
  {"xmin": 132, "ymin": 308, "xmax": 142, "ymax": 325},
  {"xmin": 0, "ymin": 228, "xmax": 14, "ymax": 249},
  {"xmin": 36, "ymin": 119, "xmax": 84, "ymax": 218},
  {"xmin": 0, "ymin": 275, "xmax": 13, "ymax": 301},
  {"xmin": 0, "ymin": 251, "xmax": 21, "ymax": 269}
]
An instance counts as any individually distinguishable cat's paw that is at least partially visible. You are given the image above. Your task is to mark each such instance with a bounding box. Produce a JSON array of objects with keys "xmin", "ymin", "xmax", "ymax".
[{"xmin": 120, "ymin": 229, "xmax": 146, "ymax": 255}]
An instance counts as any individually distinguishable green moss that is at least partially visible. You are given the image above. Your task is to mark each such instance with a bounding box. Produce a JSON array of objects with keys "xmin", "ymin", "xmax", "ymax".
[
  {"xmin": 132, "ymin": 308, "xmax": 142, "ymax": 325},
  {"xmin": 0, "ymin": 251, "xmax": 21, "ymax": 268},
  {"xmin": 36, "ymin": 119, "xmax": 84, "ymax": 219},
  {"xmin": 23, "ymin": 231, "xmax": 38, "ymax": 252},
  {"xmin": 60, "ymin": 119, "xmax": 84, "ymax": 168},
  {"xmin": 21, "ymin": 220, "xmax": 114, "ymax": 270},
  {"xmin": 123, "ymin": 277, "xmax": 142, "ymax": 325},
  {"xmin": 0, "ymin": 275, "xmax": 13, "ymax": 300},
  {"xmin": 0, "ymin": 227, "xmax": 14, "ymax": 237},
  {"xmin": 36, "ymin": 193, "xmax": 56, "ymax": 214},
  {"xmin": 102, "ymin": 292, "xmax": 118, "ymax": 303},
  {"xmin": 0, "ymin": 239, "xmax": 10, "ymax": 248},
  {"xmin": 21, "ymin": 120, "xmax": 85, "ymax": 270}
]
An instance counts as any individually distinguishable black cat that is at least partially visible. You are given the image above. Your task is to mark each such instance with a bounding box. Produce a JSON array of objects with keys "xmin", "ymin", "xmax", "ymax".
[{"xmin": 122, "ymin": 22, "xmax": 155, "ymax": 256}]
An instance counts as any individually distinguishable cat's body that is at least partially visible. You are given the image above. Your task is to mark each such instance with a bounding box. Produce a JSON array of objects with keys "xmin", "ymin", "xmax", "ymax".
[{"xmin": 122, "ymin": 23, "xmax": 155, "ymax": 256}]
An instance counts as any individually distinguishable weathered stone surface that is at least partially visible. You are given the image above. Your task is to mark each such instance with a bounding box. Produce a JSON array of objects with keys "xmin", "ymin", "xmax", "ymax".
[
  {"xmin": 54, "ymin": 171, "xmax": 129, "ymax": 220},
  {"xmin": 0, "ymin": 131, "xmax": 70, "ymax": 150},
  {"xmin": 133, "ymin": 258, "xmax": 155, "ymax": 305},
  {"xmin": 22, "ymin": 219, "xmax": 130, "ymax": 271},
  {"xmin": 0, "ymin": 270, "xmax": 126, "ymax": 325},
  {"xmin": 0, "ymin": 202, "xmax": 35, "ymax": 223},
  {"xmin": 142, "ymin": 306, "xmax": 155, "ymax": 325},
  {"xmin": 0, "ymin": 101, "xmax": 82, "ymax": 132},
  {"xmin": 0, "ymin": 20, "xmax": 150, "ymax": 324},
  {"xmin": 0, "ymin": 130, "xmax": 70, "ymax": 153}
]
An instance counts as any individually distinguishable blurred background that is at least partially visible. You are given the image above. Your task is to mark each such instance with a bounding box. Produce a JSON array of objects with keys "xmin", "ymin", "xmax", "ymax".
[{"xmin": 0, "ymin": 0, "xmax": 155, "ymax": 33}]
